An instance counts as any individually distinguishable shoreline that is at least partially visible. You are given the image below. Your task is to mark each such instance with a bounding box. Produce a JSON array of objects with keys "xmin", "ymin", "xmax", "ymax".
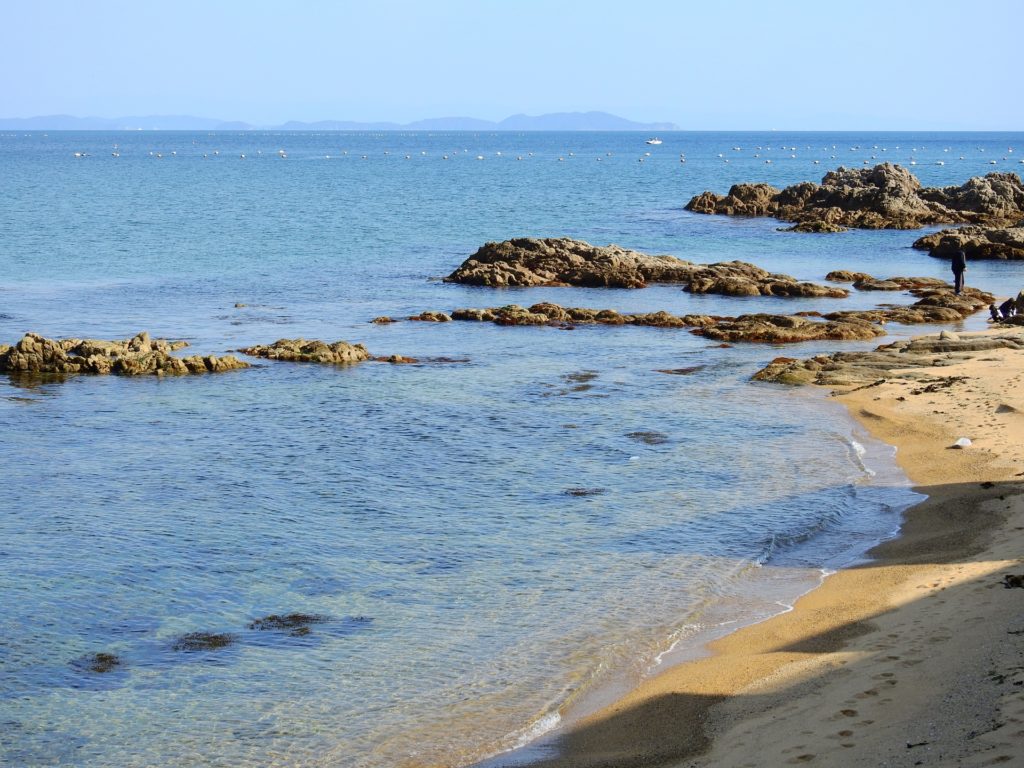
[{"xmin": 497, "ymin": 325, "xmax": 1024, "ymax": 767}]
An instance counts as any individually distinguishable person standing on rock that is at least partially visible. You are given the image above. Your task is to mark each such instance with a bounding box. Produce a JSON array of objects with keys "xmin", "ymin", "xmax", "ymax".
[{"xmin": 951, "ymin": 248, "xmax": 967, "ymax": 294}]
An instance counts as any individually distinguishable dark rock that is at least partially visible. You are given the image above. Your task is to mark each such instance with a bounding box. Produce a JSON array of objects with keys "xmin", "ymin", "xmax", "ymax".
[
  {"xmin": 912, "ymin": 225, "xmax": 1024, "ymax": 260},
  {"xmin": 171, "ymin": 632, "xmax": 236, "ymax": 652},
  {"xmin": 0, "ymin": 332, "xmax": 248, "ymax": 377},
  {"xmin": 371, "ymin": 316, "xmax": 397, "ymax": 324},
  {"xmin": 408, "ymin": 311, "xmax": 452, "ymax": 322},
  {"xmin": 249, "ymin": 613, "xmax": 329, "ymax": 636},
  {"xmin": 565, "ymin": 487, "xmax": 607, "ymax": 497},
  {"xmin": 686, "ymin": 164, "xmax": 1024, "ymax": 230},
  {"xmin": 654, "ymin": 365, "xmax": 707, "ymax": 375},
  {"xmin": 626, "ymin": 430, "xmax": 669, "ymax": 445},
  {"xmin": 72, "ymin": 652, "xmax": 122, "ymax": 674}
]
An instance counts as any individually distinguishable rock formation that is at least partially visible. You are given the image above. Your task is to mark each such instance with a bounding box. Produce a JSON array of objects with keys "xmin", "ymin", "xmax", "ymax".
[
  {"xmin": 753, "ymin": 331, "xmax": 1024, "ymax": 386},
  {"xmin": 407, "ymin": 277, "xmax": 991, "ymax": 345},
  {"xmin": 443, "ymin": 237, "xmax": 695, "ymax": 288},
  {"xmin": 696, "ymin": 314, "xmax": 884, "ymax": 344},
  {"xmin": 684, "ymin": 261, "xmax": 848, "ymax": 298},
  {"xmin": 239, "ymin": 338, "xmax": 424, "ymax": 365},
  {"xmin": 444, "ymin": 238, "xmax": 847, "ymax": 297},
  {"xmin": 240, "ymin": 338, "xmax": 372, "ymax": 364},
  {"xmin": 686, "ymin": 164, "xmax": 1024, "ymax": 230},
  {"xmin": 447, "ymin": 303, "xmax": 716, "ymax": 329},
  {"xmin": 823, "ymin": 286, "xmax": 993, "ymax": 326},
  {"xmin": 0, "ymin": 331, "xmax": 249, "ymax": 376},
  {"xmin": 912, "ymin": 224, "xmax": 1024, "ymax": 260},
  {"xmin": 825, "ymin": 271, "xmax": 949, "ymax": 291}
]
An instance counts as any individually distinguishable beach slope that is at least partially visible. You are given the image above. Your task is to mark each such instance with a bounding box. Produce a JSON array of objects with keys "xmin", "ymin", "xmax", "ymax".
[{"xmin": 514, "ymin": 327, "xmax": 1024, "ymax": 768}]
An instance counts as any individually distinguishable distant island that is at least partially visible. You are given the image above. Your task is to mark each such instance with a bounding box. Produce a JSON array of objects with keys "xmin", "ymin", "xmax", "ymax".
[{"xmin": 0, "ymin": 111, "xmax": 678, "ymax": 132}]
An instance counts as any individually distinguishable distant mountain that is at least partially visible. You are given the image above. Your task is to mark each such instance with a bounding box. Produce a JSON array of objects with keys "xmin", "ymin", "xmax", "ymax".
[{"xmin": 0, "ymin": 111, "xmax": 677, "ymax": 132}]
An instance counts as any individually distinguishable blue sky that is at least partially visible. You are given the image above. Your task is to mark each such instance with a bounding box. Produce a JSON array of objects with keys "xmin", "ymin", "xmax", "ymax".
[{"xmin": 1, "ymin": 0, "xmax": 1020, "ymax": 129}]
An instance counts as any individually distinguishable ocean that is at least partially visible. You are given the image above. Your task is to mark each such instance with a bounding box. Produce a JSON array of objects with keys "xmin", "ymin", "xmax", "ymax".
[{"xmin": 1, "ymin": 130, "xmax": 1021, "ymax": 767}]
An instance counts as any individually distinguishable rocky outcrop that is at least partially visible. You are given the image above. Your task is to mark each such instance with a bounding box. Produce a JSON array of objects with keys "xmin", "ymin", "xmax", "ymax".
[
  {"xmin": 0, "ymin": 332, "xmax": 249, "ymax": 376},
  {"xmin": 753, "ymin": 331, "xmax": 1024, "ymax": 386},
  {"xmin": 684, "ymin": 261, "xmax": 848, "ymax": 298},
  {"xmin": 444, "ymin": 237, "xmax": 695, "ymax": 288},
  {"xmin": 441, "ymin": 303, "xmax": 879, "ymax": 343},
  {"xmin": 912, "ymin": 224, "xmax": 1024, "ymax": 260},
  {"xmin": 447, "ymin": 303, "xmax": 716, "ymax": 328},
  {"xmin": 240, "ymin": 338, "xmax": 372, "ymax": 364},
  {"xmin": 823, "ymin": 286, "xmax": 993, "ymax": 326},
  {"xmin": 825, "ymin": 271, "xmax": 949, "ymax": 291},
  {"xmin": 239, "ymin": 338, "xmax": 421, "ymax": 365},
  {"xmin": 695, "ymin": 314, "xmax": 884, "ymax": 344},
  {"xmin": 686, "ymin": 164, "xmax": 1024, "ymax": 230},
  {"xmin": 443, "ymin": 238, "xmax": 847, "ymax": 297},
  {"xmin": 408, "ymin": 281, "xmax": 991, "ymax": 343}
]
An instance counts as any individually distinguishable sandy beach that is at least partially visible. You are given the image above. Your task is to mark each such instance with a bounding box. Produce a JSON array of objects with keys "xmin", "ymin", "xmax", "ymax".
[{"xmin": 517, "ymin": 325, "xmax": 1024, "ymax": 768}]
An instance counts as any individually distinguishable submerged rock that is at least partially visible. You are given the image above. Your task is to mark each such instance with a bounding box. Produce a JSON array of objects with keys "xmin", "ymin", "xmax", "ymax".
[
  {"xmin": 686, "ymin": 164, "xmax": 1024, "ymax": 230},
  {"xmin": 71, "ymin": 652, "xmax": 122, "ymax": 674},
  {"xmin": 171, "ymin": 632, "xmax": 235, "ymax": 652},
  {"xmin": 0, "ymin": 332, "xmax": 248, "ymax": 377},
  {"xmin": 249, "ymin": 613, "xmax": 329, "ymax": 637},
  {"xmin": 912, "ymin": 224, "xmax": 1024, "ymax": 260}
]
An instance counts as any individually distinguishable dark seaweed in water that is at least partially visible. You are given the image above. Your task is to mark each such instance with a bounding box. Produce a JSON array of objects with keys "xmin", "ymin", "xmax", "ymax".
[
  {"xmin": 171, "ymin": 632, "xmax": 236, "ymax": 652},
  {"xmin": 249, "ymin": 613, "xmax": 329, "ymax": 636},
  {"xmin": 71, "ymin": 652, "xmax": 122, "ymax": 674},
  {"xmin": 563, "ymin": 370, "xmax": 598, "ymax": 384},
  {"xmin": 626, "ymin": 430, "xmax": 670, "ymax": 445},
  {"xmin": 564, "ymin": 487, "xmax": 607, "ymax": 497},
  {"xmin": 654, "ymin": 365, "xmax": 707, "ymax": 376}
]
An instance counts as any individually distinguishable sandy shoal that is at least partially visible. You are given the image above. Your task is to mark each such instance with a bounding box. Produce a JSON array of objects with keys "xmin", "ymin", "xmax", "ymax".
[{"xmin": 515, "ymin": 327, "xmax": 1024, "ymax": 768}]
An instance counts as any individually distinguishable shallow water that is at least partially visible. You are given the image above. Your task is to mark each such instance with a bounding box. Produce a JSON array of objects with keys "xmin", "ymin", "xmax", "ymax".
[{"xmin": 1, "ymin": 130, "xmax": 1021, "ymax": 767}]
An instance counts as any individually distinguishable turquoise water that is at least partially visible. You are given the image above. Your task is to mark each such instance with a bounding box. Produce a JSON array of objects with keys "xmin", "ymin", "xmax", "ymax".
[{"xmin": 1, "ymin": 131, "xmax": 1022, "ymax": 767}]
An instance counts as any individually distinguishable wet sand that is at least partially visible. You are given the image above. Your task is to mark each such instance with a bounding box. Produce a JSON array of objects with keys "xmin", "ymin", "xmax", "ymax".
[{"xmin": 513, "ymin": 326, "xmax": 1024, "ymax": 767}]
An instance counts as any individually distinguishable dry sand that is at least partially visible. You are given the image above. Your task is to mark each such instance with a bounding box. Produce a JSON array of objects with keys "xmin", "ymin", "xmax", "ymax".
[{"xmin": 518, "ymin": 326, "xmax": 1024, "ymax": 768}]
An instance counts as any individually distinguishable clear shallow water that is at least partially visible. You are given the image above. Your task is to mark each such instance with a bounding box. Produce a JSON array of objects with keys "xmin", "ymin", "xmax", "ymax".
[{"xmin": 1, "ymin": 130, "xmax": 1022, "ymax": 767}]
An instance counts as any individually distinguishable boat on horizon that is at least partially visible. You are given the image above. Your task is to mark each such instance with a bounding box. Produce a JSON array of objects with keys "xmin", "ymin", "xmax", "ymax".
[{"xmin": 645, "ymin": 137, "xmax": 662, "ymax": 145}]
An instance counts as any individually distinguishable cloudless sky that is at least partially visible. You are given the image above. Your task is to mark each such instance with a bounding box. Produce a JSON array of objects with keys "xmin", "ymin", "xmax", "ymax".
[{"xmin": 1, "ymin": 0, "xmax": 1020, "ymax": 129}]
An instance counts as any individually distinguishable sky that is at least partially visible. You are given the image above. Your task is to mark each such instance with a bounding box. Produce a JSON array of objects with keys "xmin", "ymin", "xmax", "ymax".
[{"xmin": 1, "ymin": 0, "xmax": 1020, "ymax": 130}]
